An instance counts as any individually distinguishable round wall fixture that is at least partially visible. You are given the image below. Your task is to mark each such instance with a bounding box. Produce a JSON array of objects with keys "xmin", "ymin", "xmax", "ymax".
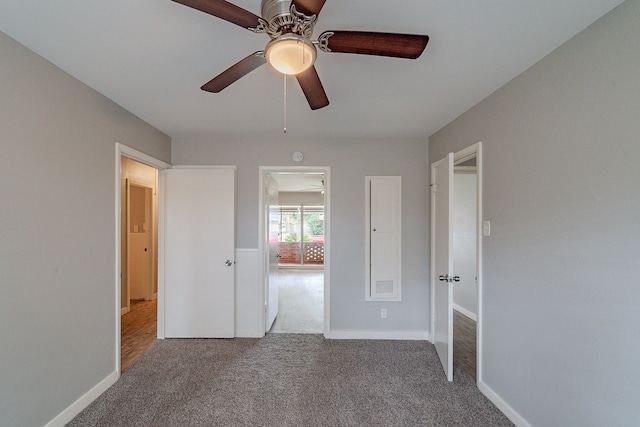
[{"xmin": 292, "ymin": 151, "xmax": 304, "ymax": 162}]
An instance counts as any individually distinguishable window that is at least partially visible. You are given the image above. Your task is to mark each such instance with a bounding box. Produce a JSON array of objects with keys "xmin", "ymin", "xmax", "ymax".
[{"xmin": 278, "ymin": 205, "xmax": 324, "ymax": 265}]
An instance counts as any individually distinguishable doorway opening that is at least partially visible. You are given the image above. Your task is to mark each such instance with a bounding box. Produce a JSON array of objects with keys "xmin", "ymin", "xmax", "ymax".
[
  {"xmin": 116, "ymin": 146, "xmax": 169, "ymax": 373},
  {"xmin": 120, "ymin": 156, "xmax": 158, "ymax": 371},
  {"xmin": 259, "ymin": 167, "xmax": 330, "ymax": 335},
  {"xmin": 431, "ymin": 142, "xmax": 482, "ymax": 383},
  {"xmin": 452, "ymin": 156, "xmax": 478, "ymax": 381}
]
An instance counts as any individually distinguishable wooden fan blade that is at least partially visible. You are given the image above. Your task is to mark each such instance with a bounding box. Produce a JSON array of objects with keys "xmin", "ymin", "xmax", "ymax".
[
  {"xmin": 321, "ymin": 31, "xmax": 429, "ymax": 59},
  {"xmin": 201, "ymin": 52, "xmax": 266, "ymax": 93},
  {"xmin": 292, "ymin": 0, "xmax": 327, "ymax": 16},
  {"xmin": 295, "ymin": 66, "xmax": 329, "ymax": 110},
  {"xmin": 172, "ymin": 0, "xmax": 262, "ymax": 30}
]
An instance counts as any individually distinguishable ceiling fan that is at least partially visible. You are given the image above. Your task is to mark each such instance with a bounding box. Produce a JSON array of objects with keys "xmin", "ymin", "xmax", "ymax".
[{"xmin": 172, "ymin": 0, "xmax": 429, "ymax": 110}]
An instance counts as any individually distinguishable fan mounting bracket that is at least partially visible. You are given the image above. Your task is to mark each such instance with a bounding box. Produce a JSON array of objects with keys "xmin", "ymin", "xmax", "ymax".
[
  {"xmin": 261, "ymin": 0, "xmax": 317, "ymax": 39},
  {"xmin": 317, "ymin": 31, "xmax": 334, "ymax": 52},
  {"xmin": 289, "ymin": 4, "xmax": 317, "ymax": 38},
  {"xmin": 248, "ymin": 18, "xmax": 269, "ymax": 34}
]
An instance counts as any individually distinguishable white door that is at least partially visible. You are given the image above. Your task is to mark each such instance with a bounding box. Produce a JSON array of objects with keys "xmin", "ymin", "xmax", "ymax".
[
  {"xmin": 431, "ymin": 153, "xmax": 454, "ymax": 381},
  {"xmin": 368, "ymin": 176, "xmax": 402, "ymax": 300},
  {"xmin": 265, "ymin": 174, "xmax": 279, "ymax": 331},
  {"xmin": 164, "ymin": 168, "xmax": 235, "ymax": 338},
  {"xmin": 128, "ymin": 183, "xmax": 152, "ymax": 301}
]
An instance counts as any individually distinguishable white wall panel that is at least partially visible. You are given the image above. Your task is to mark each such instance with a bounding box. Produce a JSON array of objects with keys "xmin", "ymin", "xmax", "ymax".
[{"xmin": 235, "ymin": 249, "xmax": 263, "ymax": 337}]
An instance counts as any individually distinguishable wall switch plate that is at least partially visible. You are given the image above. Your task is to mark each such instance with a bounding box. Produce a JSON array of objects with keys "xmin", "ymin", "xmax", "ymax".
[
  {"xmin": 381, "ymin": 308, "xmax": 387, "ymax": 318},
  {"xmin": 483, "ymin": 220, "xmax": 491, "ymax": 236}
]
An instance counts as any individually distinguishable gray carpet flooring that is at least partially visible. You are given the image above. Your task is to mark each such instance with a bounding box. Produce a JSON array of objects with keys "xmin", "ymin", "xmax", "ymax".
[{"xmin": 68, "ymin": 335, "xmax": 513, "ymax": 426}]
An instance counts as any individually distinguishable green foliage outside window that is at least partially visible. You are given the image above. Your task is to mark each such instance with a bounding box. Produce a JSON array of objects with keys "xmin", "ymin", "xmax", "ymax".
[
  {"xmin": 283, "ymin": 232, "xmax": 312, "ymax": 242},
  {"xmin": 304, "ymin": 213, "xmax": 324, "ymax": 236}
]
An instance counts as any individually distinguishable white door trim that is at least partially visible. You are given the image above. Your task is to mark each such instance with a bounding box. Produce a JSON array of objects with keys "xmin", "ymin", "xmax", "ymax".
[
  {"xmin": 258, "ymin": 166, "xmax": 331, "ymax": 337},
  {"xmin": 115, "ymin": 143, "xmax": 170, "ymax": 375}
]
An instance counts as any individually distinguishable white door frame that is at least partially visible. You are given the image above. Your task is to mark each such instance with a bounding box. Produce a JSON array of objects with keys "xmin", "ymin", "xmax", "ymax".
[
  {"xmin": 115, "ymin": 143, "xmax": 170, "ymax": 375},
  {"xmin": 430, "ymin": 141, "xmax": 483, "ymax": 382},
  {"xmin": 258, "ymin": 166, "xmax": 331, "ymax": 337}
]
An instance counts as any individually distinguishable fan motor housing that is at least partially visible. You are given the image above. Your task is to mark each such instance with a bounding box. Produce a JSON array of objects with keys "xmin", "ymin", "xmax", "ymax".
[
  {"xmin": 261, "ymin": 0, "xmax": 291, "ymax": 23},
  {"xmin": 261, "ymin": 0, "xmax": 316, "ymax": 38}
]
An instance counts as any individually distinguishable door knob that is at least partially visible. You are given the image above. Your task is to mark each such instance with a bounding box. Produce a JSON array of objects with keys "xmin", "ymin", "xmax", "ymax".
[
  {"xmin": 225, "ymin": 260, "xmax": 234, "ymax": 267},
  {"xmin": 439, "ymin": 275, "xmax": 447, "ymax": 282},
  {"xmin": 453, "ymin": 276, "xmax": 460, "ymax": 282},
  {"xmin": 276, "ymin": 253, "xmax": 282, "ymax": 258}
]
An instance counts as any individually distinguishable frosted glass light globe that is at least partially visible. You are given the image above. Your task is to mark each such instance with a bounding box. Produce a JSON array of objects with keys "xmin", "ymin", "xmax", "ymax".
[{"xmin": 265, "ymin": 35, "xmax": 317, "ymax": 75}]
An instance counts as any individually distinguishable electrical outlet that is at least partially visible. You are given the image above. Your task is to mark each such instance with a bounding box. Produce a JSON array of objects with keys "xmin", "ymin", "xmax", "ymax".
[{"xmin": 381, "ymin": 308, "xmax": 387, "ymax": 319}]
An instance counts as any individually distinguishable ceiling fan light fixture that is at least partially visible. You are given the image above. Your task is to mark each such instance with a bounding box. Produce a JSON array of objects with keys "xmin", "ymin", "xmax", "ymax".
[{"xmin": 265, "ymin": 34, "xmax": 316, "ymax": 75}]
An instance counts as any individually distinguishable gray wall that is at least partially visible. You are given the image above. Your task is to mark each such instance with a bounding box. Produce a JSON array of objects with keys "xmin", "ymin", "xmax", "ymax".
[
  {"xmin": 0, "ymin": 32, "xmax": 171, "ymax": 426},
  {"xmin": 172, "ymin": 137, "xmax": 430, "ymax": 332},
  {"xmin": 429, "ymin": 1, "xmax": 640, "ymax": 425}
]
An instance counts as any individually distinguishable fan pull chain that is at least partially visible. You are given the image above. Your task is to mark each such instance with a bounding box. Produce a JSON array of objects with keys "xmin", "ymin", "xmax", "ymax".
[{"xmin": 283, "ymin": 74, "xmax": 287, "ymax": 134}]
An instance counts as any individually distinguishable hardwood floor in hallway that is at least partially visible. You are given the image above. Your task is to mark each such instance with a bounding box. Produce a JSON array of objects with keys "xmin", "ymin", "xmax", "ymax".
[
  {"xmin": 453, "ymin": 309, "xmax": 477, "ymax": 381},
  {"xmin": 121, "ymin": 299, "xmax": 157, "ymax": 372}
]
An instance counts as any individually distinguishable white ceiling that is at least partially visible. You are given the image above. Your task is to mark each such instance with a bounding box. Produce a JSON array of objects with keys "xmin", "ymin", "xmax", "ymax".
[{"xmin": 0, "ymin": 0, "xmax": 625, "ymax": 141}]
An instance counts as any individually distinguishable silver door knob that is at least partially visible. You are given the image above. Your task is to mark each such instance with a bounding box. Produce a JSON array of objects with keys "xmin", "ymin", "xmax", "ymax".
[
  {"xmin": 225, "ymin": 260, "xmax": 233, "ymax": 266},
  {"xmin": 438, "ymin": 275, "xmax": 460, "ymax": 283}
]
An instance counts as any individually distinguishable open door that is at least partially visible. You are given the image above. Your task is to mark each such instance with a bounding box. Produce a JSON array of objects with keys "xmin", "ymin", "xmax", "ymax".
[
  {"xmin": 163, "ymin": 167, "xmax": 236, "ymax": 338},
  {"xmin": 127, "ymin": 182, "xmax": 153, "ymax": 302},
  {"xmin": 431, "ymin": 153, "xmax": 454, "ymax": 381},
  {"xmin": 265, "ymin": 174, "xmax": 279, "ymax": 331}
]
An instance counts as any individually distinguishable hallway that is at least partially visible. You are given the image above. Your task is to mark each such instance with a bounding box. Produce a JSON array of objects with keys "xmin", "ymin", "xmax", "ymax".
[
  {"xmin": 121, "ymin": 299, "xmax": 157, "ymax": 371},
  {"xmin": 453, "ymin": 309, "xmax": 476, "ymax": 380},
  {"xmin": 269, "ymin": 269, "xmax": 324, "ymax": 334}
]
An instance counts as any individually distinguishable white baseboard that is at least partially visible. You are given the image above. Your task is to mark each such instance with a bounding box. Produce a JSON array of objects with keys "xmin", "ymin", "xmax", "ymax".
[
  {"xmin": 235, "ymin": 329, "xmax": 265, "ymax": 338},
  {"xmin": 325, "ymin": 330, "xmax": 430, "ymax": 341},
  {"xmin": 44, "ymin": 370, "xmax": 119, "ymax": 427},
  {"xmin": 120, "ymin": 306, "xmax": 129, "ymax": 316},
  {"xmin": 477, "ymin": 380, "xmax": 531, "ymax": 427},
  {"xmin": 453, "ymin": 303, "xmax": 477, "ymax": 321}
]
